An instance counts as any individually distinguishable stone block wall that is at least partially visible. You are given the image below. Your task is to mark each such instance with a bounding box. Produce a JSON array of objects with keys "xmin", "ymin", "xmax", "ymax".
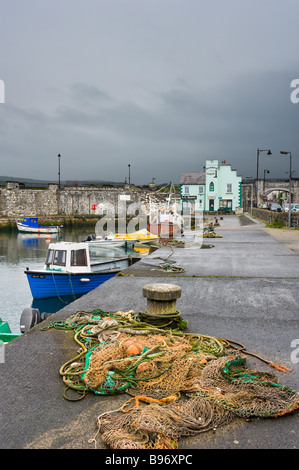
[
  {"xmin": 58, "ymin": 186, "xmax": 151, "ymax": 216},
  {"xmin": 0, "ymin": 183, "xmax": 58, "ymax": 217},
  {"xmin": 252, "ymin": 207, "xmax": 299, "ymax": 227},
  {"xmin": 0, "ymin": 182, "xmax": 166, "ymax": 218}
]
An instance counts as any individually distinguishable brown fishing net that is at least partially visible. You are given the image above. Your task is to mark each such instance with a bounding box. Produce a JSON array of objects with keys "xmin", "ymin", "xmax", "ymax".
[
  {"xmin": 84, "ymin": 333, "xmax": 198, "ymax": 398},
  {"xmin": 97, "ymin": 395, "xmax": 234, "ymax": 449},
  {"xmin": 44, "ymin": 309, "xmax": 299, "ymax": 449},
  {"xmin": 95, "ymin": 352, "xmax": 299, "ymax": 449},
  {"xmin": 195, "ymin": 355, "xmax": 299, "ymax": 418}
]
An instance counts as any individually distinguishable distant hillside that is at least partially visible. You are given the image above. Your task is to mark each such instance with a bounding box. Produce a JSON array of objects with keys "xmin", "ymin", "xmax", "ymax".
[
  {"xmin": 0, "ymin": 176, "xmax": 125, "ymax": 187},
  {"xmin": 0, "ymin": 176, "xmax": 177, "ymax": 189},
  {"xmin": 0, "ymin": 176, "xmax": 54, "ymax": 183}
]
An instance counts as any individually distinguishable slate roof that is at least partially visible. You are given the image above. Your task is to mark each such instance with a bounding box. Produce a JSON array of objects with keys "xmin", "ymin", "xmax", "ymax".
[{"xmin": 180, "ymin": 172, "xmax": 206, "ymax": 185}]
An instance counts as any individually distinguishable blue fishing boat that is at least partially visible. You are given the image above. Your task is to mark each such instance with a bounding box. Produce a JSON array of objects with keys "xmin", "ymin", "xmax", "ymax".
[
  {"xmin": 16, "ymin": 217, "xmax": 63, "ymax": 233},
  {"xmin": 25, "ymin": 241, "xmax": 140, "ymax": 299}
]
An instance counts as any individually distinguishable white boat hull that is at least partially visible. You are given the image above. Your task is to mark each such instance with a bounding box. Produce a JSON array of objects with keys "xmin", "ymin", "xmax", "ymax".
[
  {"xmin": 88, "ymin": 240, "xmax": 127, "ymax": 248},
  {"xmin": 16, "ymin": 222, "xmax": 61, "ymax": 234}
]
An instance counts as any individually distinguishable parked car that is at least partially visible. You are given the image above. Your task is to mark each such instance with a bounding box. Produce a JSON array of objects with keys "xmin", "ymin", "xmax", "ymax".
[
  {"xmin": 284, "ymin": 204, "xmax": 299, "ymax": 213},
  {"xmin": 269, "ymin": 203, "xmax": 282, "ymax": 212}
]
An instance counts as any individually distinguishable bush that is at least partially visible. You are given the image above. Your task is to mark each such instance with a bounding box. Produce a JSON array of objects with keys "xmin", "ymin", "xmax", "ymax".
[{"xmin": 267, "ymin": 218, "xmax": 285, "ymax": 228}]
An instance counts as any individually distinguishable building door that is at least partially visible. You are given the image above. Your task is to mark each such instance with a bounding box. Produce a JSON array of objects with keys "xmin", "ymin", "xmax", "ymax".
[{"xmin": 209, "ymin": 199, "xmax": 214, "ymax": 211}]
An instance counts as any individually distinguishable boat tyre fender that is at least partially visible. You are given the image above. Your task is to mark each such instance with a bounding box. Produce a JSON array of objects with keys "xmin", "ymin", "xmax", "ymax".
[{"xmin": 20, "ymin": 307, "xmax": 41, "ymax": 333}]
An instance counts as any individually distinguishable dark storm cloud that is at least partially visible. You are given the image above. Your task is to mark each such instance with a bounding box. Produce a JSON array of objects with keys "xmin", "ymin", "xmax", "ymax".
[
  {"xmin": 1, "ymin": 68, "xmax": 298, "ymax": 183},
  {"xmin": 0, "ymin": 0, "xmax": 298, "ymax": 183}
]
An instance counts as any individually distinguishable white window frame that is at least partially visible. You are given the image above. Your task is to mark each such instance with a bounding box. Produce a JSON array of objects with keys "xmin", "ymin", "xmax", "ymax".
[{"xmin": 226, "ymin": 183, "xmax": 232, "ymax": 193}]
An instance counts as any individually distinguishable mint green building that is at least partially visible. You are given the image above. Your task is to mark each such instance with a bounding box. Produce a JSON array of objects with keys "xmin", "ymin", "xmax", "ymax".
[
  {"xmin": 179, "ymin": 172, "xmax": 205, "ymax": 213},
  {"xmin": 205, "ymin": 159, "xmax": 242, "ymax": 212},
  {"xmin": 179, "ymin": 159, "xmax": 242, "ymax": 213}
]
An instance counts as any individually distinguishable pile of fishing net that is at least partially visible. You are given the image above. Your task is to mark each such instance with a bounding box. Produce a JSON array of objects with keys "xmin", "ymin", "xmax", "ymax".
[
  {"xmin": 44, "ymin": 309, "xmax": 299, "ymax": 449},
  {"xmin": 203, "ymin": 229, "xmax": 222, "ymax": 238},
  {"xmin": 163, "ymin": 239, "xmax": 214, "ymax": 250}
]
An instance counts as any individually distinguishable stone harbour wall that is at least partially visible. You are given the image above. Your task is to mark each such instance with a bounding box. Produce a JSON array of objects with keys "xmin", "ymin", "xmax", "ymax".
[
  {"xmin": 58, "ymin": 186, "xmax": 148, "ymax": 216},
  {"xmin": 0, "ymin": 183, "xmax": 59, "ymax": 217},
  {"xmin": 0, "ymin": 182, "xmax": 166, "ymax": 218}
]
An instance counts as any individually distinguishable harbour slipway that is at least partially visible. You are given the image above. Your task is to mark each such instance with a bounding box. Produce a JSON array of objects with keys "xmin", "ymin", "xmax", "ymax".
[{"xmin": 1, "ymin": 214, "xmax": 299, "ymax": 451}]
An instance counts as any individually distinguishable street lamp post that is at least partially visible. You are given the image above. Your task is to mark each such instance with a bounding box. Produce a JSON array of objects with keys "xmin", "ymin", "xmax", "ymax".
[
  {"xmin": 58, "ymin": 153, "xmax": 61, "ymax": 189},
  {"xmin": 245, "ymin": 177, "xmax": 253, "ymax": 215},
  {"xmin": 256, "ymin": 149, "xmax": 271, "ymax": 206},
  {"xmin": 263, "ymin": 169, "xmax": 270, "ymax": 191},
  {"xmin": 128, "ymin": 164, "xmax": 131, "ymax": 185},
  {"xmin": 280, "ymin": 151, "xmax": 293, "ymax": 228}
]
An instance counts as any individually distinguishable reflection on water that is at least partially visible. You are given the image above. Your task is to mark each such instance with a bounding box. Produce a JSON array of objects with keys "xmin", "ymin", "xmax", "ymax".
[
  {"xmin": 32, "ymin": 294, "xmax": 85, "ymax": 315},
  {"xmin": 0, "ymin": 226, "xmax": 143, "ymax": 334}
]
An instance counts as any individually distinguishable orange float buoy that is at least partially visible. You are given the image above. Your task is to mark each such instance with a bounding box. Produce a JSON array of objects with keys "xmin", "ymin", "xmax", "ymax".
[
  {"xmin": 136, "ymin": 362, "xmax": 149, "ymax": 373},
  {"xmin": 123, "ymin": 339, "xmax": 134, "ymax": 349},
  {"xmin": 126, "ymin": 344, "xmax": 142, "ymax": 356}
]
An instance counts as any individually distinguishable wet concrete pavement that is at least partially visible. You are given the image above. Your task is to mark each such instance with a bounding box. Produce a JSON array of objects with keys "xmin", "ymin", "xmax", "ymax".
[{"xmin": 1, "ymin": 214, "xmax": 299, "ymax": 450}]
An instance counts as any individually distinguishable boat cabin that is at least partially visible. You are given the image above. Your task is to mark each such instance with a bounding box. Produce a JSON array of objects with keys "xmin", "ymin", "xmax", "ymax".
[
  {"xmin": 44, "ymin": 242, "xmax": 92, "ymax": 273},
  {"xmin": 152, "ymin": 208, "xmax": 182, "ymax": 224},
  {"xmin": 21, "ymin": 217, "xmax": 40, "ymax": 227}
]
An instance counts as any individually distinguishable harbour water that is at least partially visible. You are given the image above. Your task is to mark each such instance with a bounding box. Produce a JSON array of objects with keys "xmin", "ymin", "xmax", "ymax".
[{"xmin": 0, "ymin": 226, "xmax": 140, "ymax": 334}]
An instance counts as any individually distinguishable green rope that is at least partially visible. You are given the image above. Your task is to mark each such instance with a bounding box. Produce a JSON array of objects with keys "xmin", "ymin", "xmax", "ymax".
[{"xmin": 135, "ymin": 310, "xmax": 188, "ymax": 330}]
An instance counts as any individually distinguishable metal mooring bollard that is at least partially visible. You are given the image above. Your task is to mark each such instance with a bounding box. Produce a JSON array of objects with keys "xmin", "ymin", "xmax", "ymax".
[{"xmin": 142, "ymin": 283, "xmax": 181, "ymax": 315}]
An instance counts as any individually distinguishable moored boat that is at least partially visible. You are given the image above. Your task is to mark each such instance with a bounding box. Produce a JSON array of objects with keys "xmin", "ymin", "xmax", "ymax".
[
  {"xmin": 147, "ymin": 208, "xmax": 182, "ymax": 239},
  {"xmin": 84, "ymin": 233, "xmax": 135, "ymax": 248},
  {"xmin": 113, "ymin": 229, "xmax": 159, "ymax": 245},
  {"xmin": 148, "ymin": 182, "xmax": 183, "ymax": 241},
  {"xmin": 16, "ymin": 217, "xmax": 63, "ymax": 234},
  {"xmin": 25, "ymin": 241, "xmax": 140, "ymax": 299},
  {"xmin": 0, "ymin": 317, "xmax": 20, "ymax": 342}
]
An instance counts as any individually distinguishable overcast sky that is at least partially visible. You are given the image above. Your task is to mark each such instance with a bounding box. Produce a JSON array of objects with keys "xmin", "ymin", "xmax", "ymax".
[{"xmin": 0, "ymin": 0, "xmax": 298, "ymax": 185}]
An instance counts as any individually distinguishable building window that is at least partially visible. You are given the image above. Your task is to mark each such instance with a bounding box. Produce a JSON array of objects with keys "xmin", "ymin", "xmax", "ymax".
[
  {"xmin": 198, "ymin": 185, "xmax": 204, "ymax": 194},
  {"xmin": 226, "ymin": 183, "xmax": 232, "ymax": 193},
  {"xmin": 209, "ymin": 182, "xmax": 214, "ymax": 191},
  {"xmin": 219, "ymin": 199, "xmax": 232, "ymax": 210},
  {"xmin": 184, "ymin": 186, "xmax": 189, "ymax": 194}
]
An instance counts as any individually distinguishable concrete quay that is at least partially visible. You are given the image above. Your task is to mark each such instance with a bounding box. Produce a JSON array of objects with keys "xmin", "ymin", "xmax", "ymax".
[{"xmin": 1, "ymin": 214, "xmax": 299, "ymax": 450}]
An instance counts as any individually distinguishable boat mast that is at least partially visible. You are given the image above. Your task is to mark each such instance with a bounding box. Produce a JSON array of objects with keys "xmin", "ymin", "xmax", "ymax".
[{"xmin": 167, "ymin": 182, "xmax": 172, "ymax": 210}]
